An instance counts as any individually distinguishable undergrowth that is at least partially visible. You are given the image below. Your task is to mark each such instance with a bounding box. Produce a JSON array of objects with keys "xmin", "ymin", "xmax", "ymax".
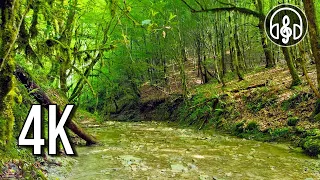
[{"xmin": 176, "ymin": 86, "xmax": 320, "ymax": 157}]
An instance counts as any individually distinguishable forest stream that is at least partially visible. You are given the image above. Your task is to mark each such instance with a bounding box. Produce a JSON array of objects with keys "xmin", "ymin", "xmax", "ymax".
[{"xmin": 48, "ymin": 121, "xmax": 320, "ymax": 180}]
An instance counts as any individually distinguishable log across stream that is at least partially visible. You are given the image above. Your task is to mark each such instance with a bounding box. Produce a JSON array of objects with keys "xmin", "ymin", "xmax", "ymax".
[{"xmin": 48, "ymin": 121, "xmax": 320, "ymax": 179}]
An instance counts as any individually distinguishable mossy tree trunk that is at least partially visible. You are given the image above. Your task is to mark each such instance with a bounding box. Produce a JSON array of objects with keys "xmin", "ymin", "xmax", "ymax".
[
  {"xmin": 230, "ymin": 12, "xmax": 244, "ymax": 81},
  {"xmin": 0, "ymin": 0, "xmax": 18, "ymax": 148},
  {"xmin": 303, "ymin": 0, "xmax": 320, "ymax": 90},
  {"xmin": 59, "ymin": 0, "xmax": 78, "ymax": 94},
  {"xmin": 302, "ymin": 0, "xmax": 320, "ymax": 115},
  {"xmin": 281, "ymin": 47, "xmax": 301, "ymax": 87},
  {"xmin": 255, "ymin": 0, "xmax": 275, "ymax": 68},
  {"xmin": 258, "ymin": 21, "xmax": 275, "ymax": 68}
]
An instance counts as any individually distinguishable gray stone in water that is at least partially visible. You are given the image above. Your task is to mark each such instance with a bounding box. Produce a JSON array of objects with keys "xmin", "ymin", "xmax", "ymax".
[
  {"xmin": 171, "ymin": 164, "xmax": 188, "ymax": 172},
  {"xmin": 119, "ymin": 155, "xmax": 142, "ymax": 166}
]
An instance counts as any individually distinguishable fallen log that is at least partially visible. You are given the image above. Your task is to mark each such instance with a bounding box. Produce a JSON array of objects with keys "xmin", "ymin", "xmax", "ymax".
[{"xmin": 14, "ymin": 65, "xmax": 97, "ymax": 145}]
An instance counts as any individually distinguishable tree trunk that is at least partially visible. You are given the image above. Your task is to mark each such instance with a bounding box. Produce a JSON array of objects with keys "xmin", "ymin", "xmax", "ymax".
[
  {"xmin": 230, "ymin": 12, "xmax": 244, "ymax": 81},
  {"xmin": 255, "ymin": 0, "xmax": 275, "ymax": 68},
  {"xmin": 0, "ymin": 0, "xmax": 17, "ymax": 148},
  {"xmin": 302, "ymin": 0, "xmax": 320, "ymax": 115},
  {"xmin": 182, "ymin": 0, "xmax": 276, "ymax": 68},
  {"xmin": 14, "ymin": 65, "xmax": 97, "ymax": 145},
  {"xmin": 232, "ymin": 35, "xmax": 244, "ymax": 81},
  {"xmin": 203, "ymin": 54, "xmax": 209, "ymax": 83},
  {"xmin": 303, "ymin": 0, "xmax": 320, "ymax": 90},
  {"xmin": 298, "ymin": 44, "xmax": 320, "ymax": 98},
  {"xmin": 281, "ymin": 47, "xmax": 301, "ymax": 87},
  {"xmin": 258, "ymin": 21, "xmax": 275, "ymax": 68}
]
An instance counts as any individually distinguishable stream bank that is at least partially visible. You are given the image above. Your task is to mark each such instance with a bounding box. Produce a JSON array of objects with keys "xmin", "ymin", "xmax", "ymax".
[{"xmin": 111, "ymin": 67, "xmax": 320, "ymax": 157}]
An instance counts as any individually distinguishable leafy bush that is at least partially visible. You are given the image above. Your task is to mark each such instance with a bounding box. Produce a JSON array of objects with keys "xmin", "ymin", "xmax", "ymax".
[
  {"xmin": 305, "ymin": 129, "xmax": 320, "ymax": 137},
  {"xmin": 294, "ymin": 126, "xmax": 306, "ymax": 135},
  {"xmin": 302, "ymin": 137, "xmax": 320, "ymax": 156},
  {"xmin": 246, "ymin": 121, "xmax": 259, "ymax": 132},
  {"xmin": 287, "ymin": 117, "xmax": 299, "ymax": 126},
  {"xmin": 269, "ymin": 128, "xmax": 290, "ymax": 139},
  {"xmin": 234, "ymin": 121, "xmax": 245, "ymax": 134}
]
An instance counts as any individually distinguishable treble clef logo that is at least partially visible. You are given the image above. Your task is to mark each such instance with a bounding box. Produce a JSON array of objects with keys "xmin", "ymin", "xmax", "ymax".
[
  {"xmin": 280, "ymin": 15, "xmax": 293, "ymax": 44},
  {"xmin": 265, "ymin": 4, "xmax": 308, "ymax": 47}
]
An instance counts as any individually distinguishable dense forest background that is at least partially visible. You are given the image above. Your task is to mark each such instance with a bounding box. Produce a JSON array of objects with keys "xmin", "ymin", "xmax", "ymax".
[{"xmin": 1, "ymin": 0, "xmax": 320, "ymax": 178}]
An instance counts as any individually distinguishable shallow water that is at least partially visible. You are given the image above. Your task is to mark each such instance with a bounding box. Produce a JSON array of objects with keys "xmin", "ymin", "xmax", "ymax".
[{"xmin": 52, "ymin": 121, "xmax": 320, "ymax": 180}]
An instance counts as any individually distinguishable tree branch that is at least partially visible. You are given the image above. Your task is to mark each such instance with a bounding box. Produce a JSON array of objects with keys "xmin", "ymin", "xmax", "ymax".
[
  {"xmin": 0, "ymin": 2, "xmax": 31, "ymax": 70},
  {"xmin": 74, "ymin": 45, "xmax": 115, "ymax": 54},
  {"xmin": 180, "ymin": 0, "xmax": 264, "ymax": 20},
  {"xmin": 180, "ymin": 0, "xmax": 197, "ymax": 12},
  {"xmin": 194, "ymin": 7, "xmax": 263, "ymax": 19},
  {"xmin": 194, "ymin": 0, "xmax": 204, "ymax": 10}
]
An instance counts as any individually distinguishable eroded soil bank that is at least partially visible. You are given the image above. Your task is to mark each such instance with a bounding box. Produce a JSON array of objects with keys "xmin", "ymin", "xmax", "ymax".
[{"xmin": 49, "ymin": 121, "xmax": 320, "ymax": 180}]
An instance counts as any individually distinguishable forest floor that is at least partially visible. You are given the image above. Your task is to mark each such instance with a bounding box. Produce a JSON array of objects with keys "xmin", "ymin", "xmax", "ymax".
[{"xmin": 197, "ymin": 65, "xmax": 320, "ymax": 131}]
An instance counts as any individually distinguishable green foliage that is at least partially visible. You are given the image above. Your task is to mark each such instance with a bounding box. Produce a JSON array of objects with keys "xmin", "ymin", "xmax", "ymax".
[
  {"xmin": 269, "ymin": 128, "xmax": 290, "ymax": 139},
  {"xmin": 305, "ymin": 129, "xmax": 320, "ymax": 137},
  {"xmin": 234, "ymin": 121, "xmax": 245, "ymax": 134},
  {"xmin": 244, "ymin": 89, "xmax": 277, "ymax": 113},
  {"xmin": 294, "ymin": 126, "xmax": 306, "ymax": 135},
  {"xmin": 281, "ymin": 93, "xmax": 313, "ymax": 111},
  {"xmin": 299, "ymin": 129, "xmax": 320, "ymax": 157},
  {"xmin": 176, "ymin": 92, "xmax": 223, "ymax": 128},
  {"xmin": 246, "ymin": 121, "xmax": 259, "ymax": 132},
  {"xmin": 313, "ymin": 113, "xmax": 320, "ymax": 122},
  {"xmin": 287, "ymin": 117, "xmax": 300, "ymax": 126},
  {"xmin": 302, "ymin": 137, "xmax": 320, "ymax": 156}
]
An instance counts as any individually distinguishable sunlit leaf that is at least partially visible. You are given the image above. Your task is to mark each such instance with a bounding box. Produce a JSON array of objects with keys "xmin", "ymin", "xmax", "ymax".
[
  {"xmin": 142, "ymin": 19, "xmax": 152, "ymax": 26},
  {"xmin": 169, "ymin": 13, "xmax": 177, "ymax": 21}
]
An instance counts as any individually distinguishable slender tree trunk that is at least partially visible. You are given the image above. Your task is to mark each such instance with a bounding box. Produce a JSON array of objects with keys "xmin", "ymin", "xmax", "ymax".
[
  {"xmin": 281, "ymin": 47, "xmax": 301, "ymax": 87},
  {"xmin": 232, "ymin": 35, "xmax": 244, "ymax": 81},
  {"xmin": 221, "ymin": 35, "xmax": 227, "ymax": 75},
  {"xmin": 255, "ymin": 0, "xmax": 275, "ymax": 68},
  {"xmin": 298, "ymin": 43, "xmax": 320, "ymax": 98},
  {"xmin": 230, "ymin": 12, "xmax": 244, "ymax": 81},
  {"xmin": 258, "ymin": 20, "xmax": 275, "ymax": 68},
  {"xmin": 235, "ymin": 20, "xmax": 246, "ymax": 71},
  {"xmin": 203, "ymin": 54, "xmax": 209, "ymax": 83},
  {"xmin": 177, "ymin": 23, "xmax": 188, "ymax": 98}
]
